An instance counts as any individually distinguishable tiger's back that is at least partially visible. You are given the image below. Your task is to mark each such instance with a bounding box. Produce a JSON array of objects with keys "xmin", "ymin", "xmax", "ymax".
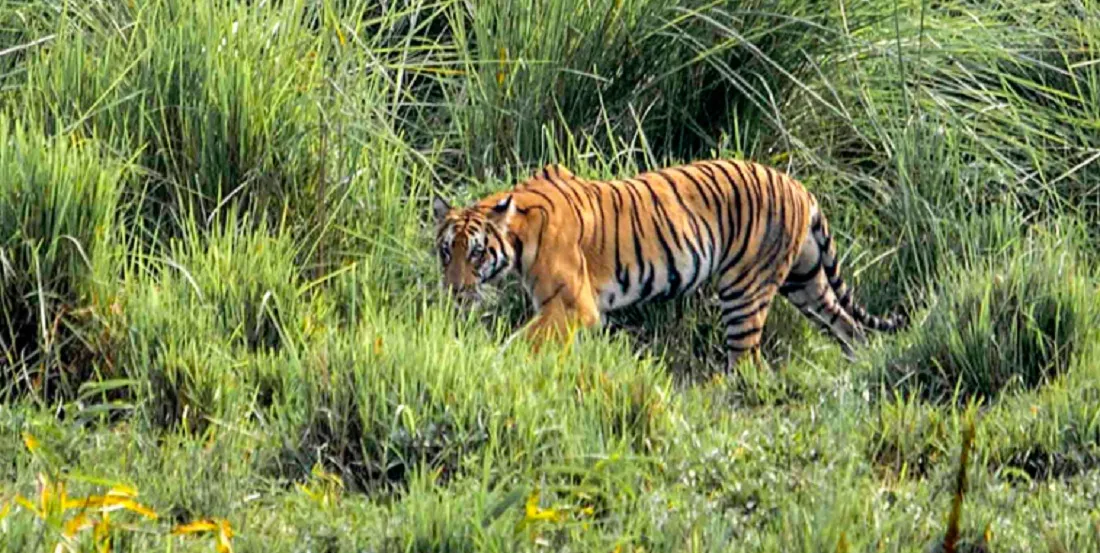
[{"xmin": 525, "ymin": 160, "xmax": 813, "ymax": 310}]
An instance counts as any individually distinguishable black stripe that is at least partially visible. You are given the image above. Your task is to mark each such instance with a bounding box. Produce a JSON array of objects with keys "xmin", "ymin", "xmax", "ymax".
[
  {"xmin": 696, "ymin": 163, "xmax": 729, "ymax": 272},
  {"xmin": 785, "ymin": 264, "xmax": 821, "ymax": 285},
  {"xmin": 726, "ymin": 327, "xmax": 762, "ymax": 341},
  {"xmin": 655, "ymin": 170, "xmax": 704, "ymax": 247},
  {"xmin": 609, "ymin": 185, "xmax": 630, "ymax": 291},
  {"xmin": 721, "ymin": 304, "xmax": 759, "ymax": 325},
  {"xmin": 693, "ymin": 161, "xmax": 727, "ymax": 205},
  {"xmin": 589, "ymin": 184, "xmax": 607, "ymax": 252},
  {"xmin": 635, "ymin": 176, "xmax": 686, "ymax": 250},
  {"xmin": 705, "ymin": 162, "xmax": 742, "ymax": 271},
  {"xmin": 483, "ymin": 255, "xmax": 508, "ymax": 282},
  {"xmin": 621, "ymin": 181, "xmax": 651, "ymax": 296},
  {"xmin": 674, "ymin": 166, "xmax": 714, "ymax": 210},
  {"xmin": 718, "ymin": 161, "xmax": 756, "ymax": 275},
  {"xmin": 755, "ymin": 168, "xmax": 789, "ymax": 279},
  {"xmin": 721, "ymin": 294, "xmax": 762, "ymax": 315},
  {"xmin": 525, "ymin": 189, "xmax": 558, "ymax": 212},
  {"xmin": 654, "ymin": 170, "xmax": 707, "ymax": 293},
  {"xmin": 512, "ymin": 237, "xmax": 525, "ymax": 274},
  {"xmin": 718, "ymin": 282, "xmax": 746, "ymax": 302},
  {"xmin": 671, "ymin": 167, "xmax": 718, "ymax": 256},
  {"xmin": 621, "ymin": 180, "xmax": 648, "ymax": 240},
  {"xmin": 546, "ymin": 178, "xmax": 587, "ymax": 247},
  {"xmin": 646, "ymin": 206, "xmax": 683, "ymax": 299}
]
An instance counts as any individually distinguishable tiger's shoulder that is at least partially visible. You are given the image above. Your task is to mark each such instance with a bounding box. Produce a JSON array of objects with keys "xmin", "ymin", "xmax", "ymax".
[{"xmin": 514, "ymin": 163, "xmax": 583, "ymax": 190}]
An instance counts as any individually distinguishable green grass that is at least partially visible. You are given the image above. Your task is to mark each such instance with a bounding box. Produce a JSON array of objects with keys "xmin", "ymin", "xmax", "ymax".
[{"xmin": 2, "ymin": 0, "xmax": 1100, "ymax": 551}]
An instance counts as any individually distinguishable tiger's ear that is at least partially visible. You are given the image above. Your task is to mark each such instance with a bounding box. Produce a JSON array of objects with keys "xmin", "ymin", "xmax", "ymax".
[
  {"xmin": 432, "ymin": 194, "xmax": 452, "ymax": 222},
  {"xmin": 487, "ymin": 194, "xmax": 516, "ymax": 226}
]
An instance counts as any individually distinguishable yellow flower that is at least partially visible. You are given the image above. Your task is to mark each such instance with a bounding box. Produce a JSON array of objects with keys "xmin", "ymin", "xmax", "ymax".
[
  {"xmin": 173, "ymin": 518, "xmax": 234, "ymax": 553},
  {"xmin": 10, "ymin": 474, "xmax": 155, "ymax": 552},
  {"xmin": 524, "ymin": 488, "xmax": 564, "ymax": 523},
  {"xmin": 216, "ymin": 522, "xmax": 234, "ymax": 553},
  {"xmin": 106, "ymin": 484, "xmax": 139, "ymax": 499},
  {"xmin": 19, "ymin": 472, "xmax": 67, "ymax": 519},
  {"xmin": 63, "ymin": 512, "xmax": 94, "ymax": 538},
  {"xmin": 496, "ymin": 47, "xmax": 508, "ymax": 87},
  {"xmin": 64, "ymin": 494, "xmax": 158, "ymax": 519},
  {"xmin": 22, "ymin": 432, "xmax": 40, "ymax": 453},
  {"xmin": 94, "ymin": 512, "xmax": 112, "ymax": 553},
  {"xmin": 14, "ymin": 494, "xmax": 42, "ymax": 519},
  {"xmin": 172, "ymin": 519, "xmax": 220, "ymax": 534}
]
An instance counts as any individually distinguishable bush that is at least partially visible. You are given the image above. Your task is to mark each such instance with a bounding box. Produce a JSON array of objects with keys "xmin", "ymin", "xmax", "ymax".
[
  {"xmin": 268, "ymin": 306, "xmax": 675, "ymax": 492},
  {"xmin": 0, "ymin": 115, "xmax": 130, "ymax": 400},
  {"xmin": 117, "ymin": 218, "xmax": 323, "ymax": 429},
  {"xmin": 11, "ymin": 1, "xmax": 330, "ymax": 233},
  {"xmin": 420, "ymin": 0, "xmax": 862, "ymax": 175},
  {"xmin": 875, "ymin": 228, "xmax": 1099, "ymax": 403}
]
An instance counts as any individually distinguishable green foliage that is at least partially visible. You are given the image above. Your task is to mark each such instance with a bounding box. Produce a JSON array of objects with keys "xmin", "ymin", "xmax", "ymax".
[
  {"xmin": 876, "ymin": 229, "xmax": 1099, "ymax": 403},
  {"xmin": 442, "ymin": 0, "xmax": 849, "ymax": 171},
  {"xmin": 0, "ymin": 114, "xmax": 131, "ymax": 400}
]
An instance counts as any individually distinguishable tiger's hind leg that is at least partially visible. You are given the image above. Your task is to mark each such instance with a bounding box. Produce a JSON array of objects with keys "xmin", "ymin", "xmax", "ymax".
[
  {"xmin": 779, "ymin": 234, "xmax": 867, "ymax": 360},
  {"xmin": 717, "ymin": 276, "xmax": 780, "ymax": 372}
]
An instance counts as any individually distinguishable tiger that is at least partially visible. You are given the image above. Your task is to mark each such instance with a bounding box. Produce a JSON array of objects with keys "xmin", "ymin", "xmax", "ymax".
[{"xmin": 432, "ymin": 159, "xmax": 907, "ymax": 369}]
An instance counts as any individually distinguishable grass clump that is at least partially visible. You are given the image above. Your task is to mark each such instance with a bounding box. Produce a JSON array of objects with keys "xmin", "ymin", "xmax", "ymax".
[
  {"xmin": 0, "ymin": 114, "xmax": 131, "ymax": 401},
  {"xmin": 12, "ymin": 1, "xmax": 333, "ymax": 234},
  {"xmin": 978, "ymin": 350, "xmax": 1100, "ymax": 483},
  {"xmin": 269, "ymin": 311, "xmax": 677, "ymax": 494},
  {"xmin": 876, "ymin": 228, "xmax": 1099, "ymax": 403},
  {"xmin": 114, "ymin": 216, "xmax": 327, "ymax": 430}
]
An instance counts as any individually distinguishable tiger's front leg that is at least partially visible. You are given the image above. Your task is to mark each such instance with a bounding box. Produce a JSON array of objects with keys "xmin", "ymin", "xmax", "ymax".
[{"xmin": 523, "ymin": 253, "xmax": 602, "ymax": 353}]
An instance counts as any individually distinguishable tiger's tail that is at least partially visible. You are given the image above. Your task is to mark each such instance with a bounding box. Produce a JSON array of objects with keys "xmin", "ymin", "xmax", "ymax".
[{"xmin": 811, "ymin": 209, "xmax": 909, "ymax": 333}]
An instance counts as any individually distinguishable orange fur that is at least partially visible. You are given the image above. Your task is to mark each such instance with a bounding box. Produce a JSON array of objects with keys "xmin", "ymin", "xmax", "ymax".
[{"xmin": 433, "ymin": 159, "xmax": 906, "ymax": 369}]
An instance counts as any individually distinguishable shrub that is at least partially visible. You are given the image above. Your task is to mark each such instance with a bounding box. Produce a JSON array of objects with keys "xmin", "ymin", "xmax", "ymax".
[
  {"xmin": 0, "ymin": 115, "xmax": 130, "ymax": 400},
  {"xmin": 875, "ymin": 228, "xmax": 1098, "ymax": 403}
]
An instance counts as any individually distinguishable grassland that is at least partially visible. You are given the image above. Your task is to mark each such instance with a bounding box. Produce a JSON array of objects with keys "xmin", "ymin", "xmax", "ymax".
[{"xmin": 1, "ymin": 0, "xmax": 1100, "ymax": 551}]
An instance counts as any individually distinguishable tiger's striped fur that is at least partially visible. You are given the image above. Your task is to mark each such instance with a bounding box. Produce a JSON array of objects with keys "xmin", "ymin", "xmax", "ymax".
[{"xmin": 433, "ymin": 159, "xmax": 906, "ymax": 369}]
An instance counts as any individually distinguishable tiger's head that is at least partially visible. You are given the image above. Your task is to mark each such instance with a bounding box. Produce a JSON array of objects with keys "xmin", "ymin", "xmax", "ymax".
[{"xmin": 432, "ymin": 193, "xmax": 518, "ymax": 305}]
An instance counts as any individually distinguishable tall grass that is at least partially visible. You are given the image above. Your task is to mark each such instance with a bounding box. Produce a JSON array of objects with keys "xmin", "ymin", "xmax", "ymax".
[{"xmin": 0, "ymin": 114, "xmax": 132, "ymax": 401}]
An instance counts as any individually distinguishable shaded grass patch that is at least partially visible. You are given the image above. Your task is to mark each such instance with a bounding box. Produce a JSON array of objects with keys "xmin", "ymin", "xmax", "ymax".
[
  {"xmin": 873, "ymin": 227, "xmax": 1098, "ymax": 404},
  {"xmin": 0, "ymin": 114, "xmax": 132, "ymax": 402}
]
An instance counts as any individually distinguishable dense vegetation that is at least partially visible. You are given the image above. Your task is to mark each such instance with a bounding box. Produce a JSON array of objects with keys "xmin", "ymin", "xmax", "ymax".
[{"xmin": 2, "ymin": 0, "xmax": 1099, "ymax": 551}]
